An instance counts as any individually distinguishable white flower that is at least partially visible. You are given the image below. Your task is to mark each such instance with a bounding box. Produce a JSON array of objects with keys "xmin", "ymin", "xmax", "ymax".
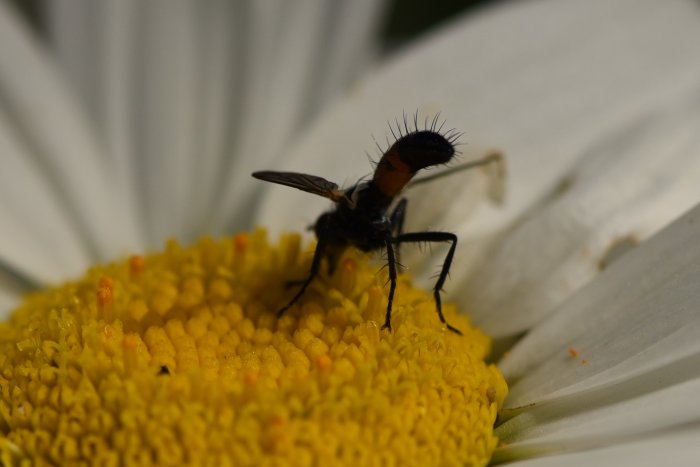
[{"xmin": 2, "ymin": 0, "xmax": 700, "ymax": 464}]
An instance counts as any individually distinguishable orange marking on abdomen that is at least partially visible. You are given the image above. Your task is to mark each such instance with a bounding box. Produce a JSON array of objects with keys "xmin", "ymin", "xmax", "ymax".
[{"xmin": 373, "ymin": 149, "xmax": 416, "ymax": 197}]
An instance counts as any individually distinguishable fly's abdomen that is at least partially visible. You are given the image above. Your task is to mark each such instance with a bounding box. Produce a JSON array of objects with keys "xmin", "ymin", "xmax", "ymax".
[{"xmin": 373, "ymin": 130, "xmax": 456, "ymax": 198}]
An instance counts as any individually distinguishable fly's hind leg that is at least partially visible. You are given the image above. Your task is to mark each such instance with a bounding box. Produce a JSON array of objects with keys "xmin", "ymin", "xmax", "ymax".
[{"xmin": 393, "ymin": 232, "xmax": 461, "ymax": 334}]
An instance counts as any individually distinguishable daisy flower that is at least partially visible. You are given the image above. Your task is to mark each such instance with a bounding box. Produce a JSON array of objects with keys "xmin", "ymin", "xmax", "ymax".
[{"xmin": 2, "ymin": 0, "xmax": 700, "ymax": 465}]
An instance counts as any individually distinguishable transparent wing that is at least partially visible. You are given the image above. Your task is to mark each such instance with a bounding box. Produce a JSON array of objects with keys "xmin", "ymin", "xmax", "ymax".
[
  {"xmin": 252, "ymin": 171, "xmax": 344, "ymax": 201},
  {"xmin": 408, "ymin": 151, "xmax": 506, "ymax": 204}
]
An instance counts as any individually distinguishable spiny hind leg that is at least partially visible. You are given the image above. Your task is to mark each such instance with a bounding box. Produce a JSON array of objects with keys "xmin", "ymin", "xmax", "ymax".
[{"xmin": 393, "ymin": 232, "xmax": 461, "ymax": 334}]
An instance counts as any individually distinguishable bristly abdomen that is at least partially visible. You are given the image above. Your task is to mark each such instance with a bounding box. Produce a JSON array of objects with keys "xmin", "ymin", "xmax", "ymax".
[{"xmin": 373, "ymin": 129, "xmax": 457, "ymax": 198}]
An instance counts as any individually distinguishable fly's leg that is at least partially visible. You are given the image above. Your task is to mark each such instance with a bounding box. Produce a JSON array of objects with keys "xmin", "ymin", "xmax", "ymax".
[
  {"xmin": 393, "ymin": 232, "xmax": 461, "ymax": 334},
  {"xmin": 277, "ymin": 238, "xmax": 326, "ymax": 317},
  {"xmin": 389, "ymin": 198, "xmax": 408, "ymax": 267},
  {"xmin": 380, "ymin": 237, "xmax": 399, "ymax": 332},
  {"xmin": 390, "ymin": 198, "xmax": 408, "ymax": 236}
]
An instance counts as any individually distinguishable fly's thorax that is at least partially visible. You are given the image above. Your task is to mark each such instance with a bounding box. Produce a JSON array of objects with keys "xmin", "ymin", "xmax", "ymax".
[
  {"xmin": 347, "ymin": 181, "xmax": 394, "ymax": 216},
  {"xmin": 313, "ymin": 196, "xmax": 390, "ymax": 253}
]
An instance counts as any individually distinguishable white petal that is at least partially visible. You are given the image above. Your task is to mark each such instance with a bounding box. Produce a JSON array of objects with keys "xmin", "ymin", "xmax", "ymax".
[
  {"xmin": 211, "ymin": 0, "xmax": 330, "ymax": 233},
  {"xmin": 48, "ymin": 1, "xmax": 242, "ymax": 245},
  {"xmin": 308, "ymin": 1, "xmax": 387, "ymax": 106},
  {"xmin": 0, "ymin": 109, "xmax": 92, "ymax": 285},
  {"xmin": 466, "ymin": 92, "xmax": 700, "ymax": 337},
  {"xmin": 182, "ymin": 1, "xmax": 244, "ymax": 239},
  {"xmin": 45, "ymin": 0, "xmax": 151, "ymax": 245},
  {"xmin": 0, "ymin": 2, "xmax": 142, "ymax": 262},
  {"xmin": 498, "ymin": 426, "xmax": 700, "ymax": 466},
  {"xmin": 490, "ymin": 202, "xmax": 700, "ymax": 459},
  {"xmin": 211, "ymin": 0, "xmax": 387, "ymax": 234},
  {"xmin": 0, "ymin": 285, "xmax": 19, "ymax": 320},
  {"xmin": 500, "ymin": 202, "xmax": 700, "ymax": 404},
  {"xmin": 130, "ymin": 1, "xmax": 202, "ymax": 244},
  {"xmin": 45, "ymin": 0, "xmax": 102, "ymax": 118},
  {"xmin": 45, "ymin": 1, "xmax": 385, "ymax": 244},
  {"xmin": 496, "ymin": 376, "xmax": 700, "ymax": 459}
]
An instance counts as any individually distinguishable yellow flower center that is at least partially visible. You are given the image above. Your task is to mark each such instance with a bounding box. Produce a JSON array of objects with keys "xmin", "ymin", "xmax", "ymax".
[{"xmin": 0, "ymin": 230, "xmax": 507, "ymax": 466}]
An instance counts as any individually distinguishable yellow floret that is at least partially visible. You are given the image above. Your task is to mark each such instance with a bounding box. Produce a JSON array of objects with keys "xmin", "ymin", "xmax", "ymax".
[{"xmin": 0, "ymin": 229, "xmax": 507, "ymax": 466}]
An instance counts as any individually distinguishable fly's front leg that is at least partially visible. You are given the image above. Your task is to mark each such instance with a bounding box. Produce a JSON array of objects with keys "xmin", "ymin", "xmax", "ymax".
[
  {"xmin": 393, "ymin": 232, "xmax": 461, "ymax": 334},
  {"xmin": 390, "ymin": 198, "xmax": 408, "ymax": 236},
  {"xmin": 389, "ymin": 198, "xmax": 408, "ymax": 267},
  {"xmin": 277, "ymin": 237, "xmax": 326, "ymax": 317},
  {"xmin": 381, "ymin": 237, "xmax": 399, "ymax": 332}
]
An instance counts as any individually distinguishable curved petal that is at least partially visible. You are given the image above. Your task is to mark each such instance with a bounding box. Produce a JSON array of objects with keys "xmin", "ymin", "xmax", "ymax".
[
  {"xmin": 500, "ymin": 202, "xmax": 700, "ymax": 400},
  {"xmin": 492, "ymin": 202, "xmax": 700, "ymax": 457},
  {"xmin": 495, "ymin": 379, "xmax": 700, "ymax": 460},
  {"xmin": 0, "ymin": 282, "xmax": 23, "ymax": 319},
  {"xmin": 497, "ymin": 426, "xmax": 700, "ymax": 466},
  {"xmin": 212, "ymin": 0, "xmax": 337, "ymax": 234},
  {"xmin": 0, "ymin": 109, "xmax": 92, "ymax": 285},
  {"xmin": 48, "ymin": 0, "xmax": 203, "ymax": 244},
  {"xmin": 0, "ymin": 2, "xmax": 142, "ymax": 264},
  {"xmin": 212, "ymin": 0, "xmax": 388, "ymax": 235},
  {"xmin": 46, "ymin": 0, "xmax": 387, "ymax": 245},
  {"xmin": 467, "ymin": 91, "xmax": 700, "ymax": 337}
]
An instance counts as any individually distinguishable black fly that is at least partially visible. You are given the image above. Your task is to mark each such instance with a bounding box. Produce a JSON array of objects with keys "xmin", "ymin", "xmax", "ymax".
[{"xmin": 253, "ymin": 116, "xmax": 502, "ymax": 334}]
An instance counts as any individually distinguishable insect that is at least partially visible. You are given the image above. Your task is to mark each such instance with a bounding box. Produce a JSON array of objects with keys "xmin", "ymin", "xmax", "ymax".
[{"xmin": 253, "ymin": 115, "xmax": 502, "ymax": 334}]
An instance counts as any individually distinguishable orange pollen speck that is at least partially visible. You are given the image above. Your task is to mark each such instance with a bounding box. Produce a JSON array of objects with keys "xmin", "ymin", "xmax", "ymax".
[
  {"xmin": 96, "ymin": 286, "xmax": 112, "ymax": 306},
  {"xmin": 272, "ymin": 416, "xmax": 286, "ymax": 428},
  {"xmin": 244, "ymin": 371, "xmax": 258, "ymax": 385},
  {"xmin": 234, "ymin": 233, "xmax": 248, "ymax": 252},
  {"xmin": 315, "ymin": 354, "xmax": 332, "ymax": 371},
  {"xmin": 122, "ymin": 334, "xmax": 138, "ymax": 351},
  {"xmin": 122, "ymin": 335, "xmax": 139, "ymax": 373},
  {"xmin": 337, "ymin": 258, "xmax": 358, "ymax": 294},
  {"xmin": 99, "ymin": 276, "xmax": 114, "ymax": 289},
  {"xmin": 129, "ymin": 255, "xmax": 145, "ymax": 274},
  {"xmin": 568, "ymin": 347, "xmax": 579, "ymax": 358},
  {"xmin": 342, "ymin": 258, "xmax": 356, "ymax": 273}
]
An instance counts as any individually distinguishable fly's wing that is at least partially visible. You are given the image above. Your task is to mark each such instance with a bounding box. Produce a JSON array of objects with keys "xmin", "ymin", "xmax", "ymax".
[
  {"xmin": 252, "ymin": 171, "xmax": 344, "ymax": 202},
  {"xmin": 408, "ymin": 151, "xmax": 506, "ymax": 204}
]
